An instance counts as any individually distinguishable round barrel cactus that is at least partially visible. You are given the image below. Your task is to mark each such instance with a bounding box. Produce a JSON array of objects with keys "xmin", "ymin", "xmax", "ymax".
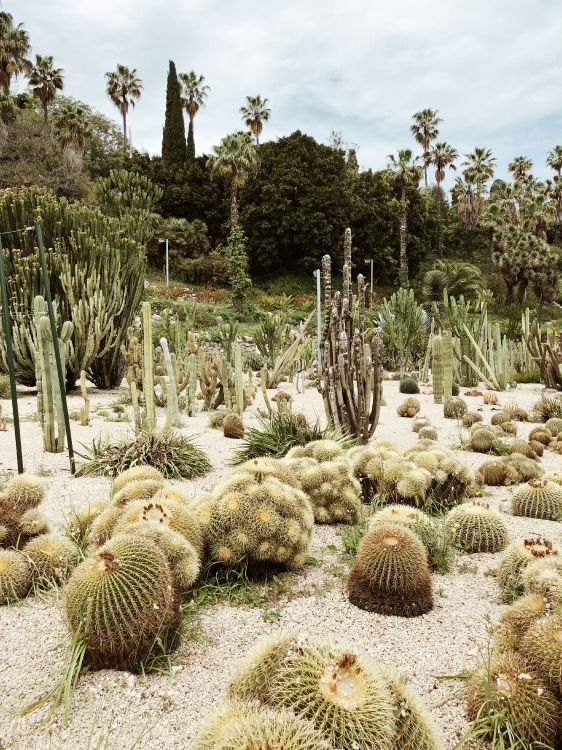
[
  {"xmin": 512, "ymin": 480, "xmax": 562, "ymax": 521},
  {"xmin": 112, "ymin": 465, "xmax": 164, "ymax": 495},
  {"xmin": 498, "ymin": 537, "xmax": 559, "ymax": 601},
  {"xmin": 445, "ymin": 501, "xmax": 508, "ymax": 554},
  {"xmin": 0, "ymin": 549, "xmax": 32, "ymax": 604},
  {"xmin": 443, "ymin": 397, "xmax": 467, "ymax": 419},
  {"xmin": 521, "ymin": 615, "xmax": 562, "ymax": 693},
  {"xmin": 24, "ymin": 533, "xmax": 79, "ymax": 585}
]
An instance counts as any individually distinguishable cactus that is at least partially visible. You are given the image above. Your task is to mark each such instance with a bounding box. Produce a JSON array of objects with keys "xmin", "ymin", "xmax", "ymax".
[
  {"xmin": 290, "ymin": 457, "xmax": 362, "ymax": 525},
  {"xmin": 399, "ymin": 376, "xmax": 419, "ymax": 394},
  {"xmin": 192, "ymin": 703, "xmax": 330, "ymax": 750},
  {"xmin": 229, "ymin": 631, "xmax": 299, "ymax": 703},
  {"xmin": 418, "ymin": 426, "xmax": 438, "ymax": 441},
  {"xmin": 443, "ymin": 396, "xmax": 467, "ymax": 419},
  {"xmin": 490, "ymin": 411, "xmax": 510, "ymax": 425},
  {"xmin": 522, "ymin": 315, "xmax": 562, "ymax": 391},
  {"xmin": 509, "ymin": 408, "xmax": 528, "ymax": 422},
  {"xmin": 112, "ymin": 465, "xmax": 164, "ymax": 494},
  {"xmin": 121, "ymin": 326, "xmax": 142, "ymax": 391},
  {"xmin": 111, "ymin": 479, "xmax": 164, "ymax": 508},
  {"xmin": 159, "ymin": 337, "xmax": 181, "ymax": 427},
  {"xmin": 495, "ymin": 594, "xmax": 549, "ymax": 651},
  {"xmin": 85, "ymin": 505, "xmax": 124, "ymax": 549},
  {"xmin": 0, "ymin": 475, "xmax": 49, "ymax": 548},
  {"xmin": 461, "ymin": 320, "xmax": 513, "ymax": 391},
  {"xmin": 78, "ymin": 370, "xmax": 90, "ymax": 426},
  {"xmin": 466, "ymin": 650, "xmax": 560, "ymax": 748},
  {"xmin": 141, "ymin": 301, "xmax": 156, "ymax": 431},
  {"xmin": 0, "ymin": 549, "xmax": 32, "ymax": 603},
  {"xmin": 545, "ymin": 417, "xmax": 562, "ymax": 436},
  {"xmin": 412, "ymin": 416, "xmax": 431, "ymax": 433},
  {"xmin": 498, "ymin": 537, "xmax": 558, "ymax": 602},
  {"xmin": 287, "ymin": 439, "xmax": 345, "ymax": 463},
  {"xmin": 498, "ymin": 420, "xmax": 517, "ymax": 436},
  {"xmin": 483, "ymin": 390, "xmax": 499, "ymax": 405},
  {"xmin": 522, "ymin": 556, "xmax": 562, "ymax": 604},
  {"xmin": 223, "ymin": 413, "xmax": 244, "ymax": 439},
  {"xmin": 23, "ymin": 533, "xmax": 79, "ymax": 584},
  {"xmin": 384, "ymin": 668, "xmax": 445, "ymax": 750},
  {"xmin": 238, "ymin": 457, "xmax": 303, "ymax": 490},
  {"xmin": 512, "ymin": 480, "xmax": 562, "ymax": 520},
  {"xmin": 431, "ymin": 334, "xmax": 444, "ymax": 404},
  {"xmin": 508, "ymin": 440, "xmax": 539, "ymax": 460},
  {"xmin": 63, "ymin": 533, "xmax": 178, "ymax": 669},
  {"xmin": 461, "ymin": 411, "xmax": 482, "ymax": 428},
  {"xmin": 199, "ymin": 469, "xmax": 313, "ymax": 568},
  {"xmin": 528, "ymin": 439, "xmax": 545, "ymax": 457},
  {"xmin": 442, "ymin": 330, "xmax": 453, "ymax": 400},
  {"xmin": 520, "ymin": 616, "xmax": 562, "ymax": 693},
  {"xmin": 475, "ymin": 460, "xmax": 519, "ymax": 487},
  {"xmin": 348, "ymin": 522, "xmax": 433, "ymax": 616},
  {"xmin": 503, "ymin": 453, "xmax": 544, "ymax": 482},
  {"xmin": 529, "ymin": 427, "xmax": 553, "ymax": 445},
  {"xmin": 445, "ymin": 501, "xmax": 508, "ymax": 553},
  {"xmin": 67, "ymin": 501, "xmax": 107, "ymax": 546},
  {"xmin": 320, "ymin": 229, "xmax": 383, "ymax": 444},
  {"xmin": 368, "ymin": 505, "xmax": 445, "ymax": 572},
  {"xmin": 397, "ymin": 397, "xmax": 421, "ymax": 417},
  {"xmin": 469, "ymin": 427, "xmax": 498, "ymax": 454}
]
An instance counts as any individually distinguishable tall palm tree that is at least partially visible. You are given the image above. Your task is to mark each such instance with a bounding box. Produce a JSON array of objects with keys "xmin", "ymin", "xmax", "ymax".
[
  {"xmin": 240, "ymin": 95, "xmax": 271, "ymax": 145},
  {"xmin": 29, "ymin": 54, "xmax": 63, "ymax": 124},
  {"xmin": 429, "ymin": 142, "xmax": 458, "ymax": 256},
  {"xmin": 0, "ymin": 12, "xmax": 32, "ymax": 94},
  {"xmin": 179, "ymin": 70, "xmax": 209, "ymax": 159},
  {"xmin": 208, "ymin": 131, "xmax": 258, "ymax": 226},
  {"xmin": 508, "ymin": 155, "xmax": 533, "ymax": 180},
  {"xmin": 51, "ymin": 99, "xmax": 91, "ymax": 167},
  {"xmin": 462, "ymin": 147, "xmax": 496, "ymax": 194},
  {"xmin": 546, "ymin": 146, "xmax": 562, "ymax": 176},
  {"xmin": 387, "ymin": 149, "xmax": 423, "ymax": 286},
  {"xmin": 410, "ymin": 109, "xmax": 441, "ymax": 186},
  {"xmin": 105, "ymin": 64, "xmax": 142, "ymax": 155},
  {"xmin": 451, "ymin": 174, "xmax": 482, "ymax": 255}
]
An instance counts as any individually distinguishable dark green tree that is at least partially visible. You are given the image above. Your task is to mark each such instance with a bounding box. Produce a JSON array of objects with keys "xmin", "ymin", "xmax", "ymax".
[{"xmin": 161, "ymin": 60, "xmax": 186, "ymax": 166}]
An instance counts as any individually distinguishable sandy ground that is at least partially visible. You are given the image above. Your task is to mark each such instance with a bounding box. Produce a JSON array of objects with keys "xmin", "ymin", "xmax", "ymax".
[{"xmin": 0, "ymin": 379, "xmax": 561, "ymax": 750}]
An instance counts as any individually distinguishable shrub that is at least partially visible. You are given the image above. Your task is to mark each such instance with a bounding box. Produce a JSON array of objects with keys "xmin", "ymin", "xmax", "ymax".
[
  {"xmin": 399, "ymin": 376, "xmax": 419, "ymax": 394},
  {"xmin": 76, "ymin": 431, "xmax": 211, "ymax": 480}
]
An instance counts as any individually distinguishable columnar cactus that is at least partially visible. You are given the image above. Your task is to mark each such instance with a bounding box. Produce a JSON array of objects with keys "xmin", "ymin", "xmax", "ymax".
[
  {"xmin": 445, "ymin": 501, "xmax": 508, "ymax": 553},
  {"xmin": 431, "ymin": 334, "xmax": 444, "ymax": 404},
  {"xmin": 320, "ymin": 229, "xmax": 383, "ymax": 444},
  {"xmin": 442, "ymin": 330, "xmax": 453, "ymax": 401},
  {"xmin": 511, "ymin": 480, "xmax": 562, "ymax": 521},
  {"xmin": 141, "ymin": 301, "xmax": 156, "ymax": 431},
  {"xmin": 348, "ymin": 522, "xmax": 433, "ymax": 616}
]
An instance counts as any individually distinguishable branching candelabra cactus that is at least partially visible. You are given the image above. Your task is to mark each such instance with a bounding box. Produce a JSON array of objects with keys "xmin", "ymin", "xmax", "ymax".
[
  {"xmin": 523, "ymin": 316, "xmax": 562, "ymax": 391},
  {"xmin": 320, "ymin": 228, "xmax": 382, "ymax": 444}
]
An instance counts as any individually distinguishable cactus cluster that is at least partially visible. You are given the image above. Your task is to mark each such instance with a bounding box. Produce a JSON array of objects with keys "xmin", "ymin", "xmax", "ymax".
[
  {"xmin": 287, "ymin": 457, "xmax": 361, "ymax": 525},
  {"xmin": 287, "ymin": 439, "xmax": 345, "ymax": 463},
  {"xmin": 23, "ymin": 533, "xmax": 79, "ymax": 585},
  {"xmin": 475, "ymin": 460, "xmax": 520, "ymax": 486},
  {"xmin": 522, "ymin": 556, "xmax": 562, "ymax": 604},
  {"xmin": 503, "ymin": 453, "xmax": 544, "ymax": 482},
  {"xmin": 397, "ymin": 397, "xmax": 421, "ymax": 418},
  {"xmin": 511, "ymin": 479, "xmax": 562, "ymax": 521},
  {"xmin": 223, "ymin": 413, "xmax": 244, "ymax": 439},
  {"xmin": 227, "ymin": 633, "xmax": 443, "ymax": 750},
  {"xmin": 0, "ymin": 475, "xmax": 49, "ymax": 549},
  {"xmin": 197, "ymin": 467, "xmax": 314, "ymax": 568},
  {"xmin": 445, "ymin": 501, "xmax": 508, "ymax": 553},
  {"xmin": 348, "ymin": 522, "xmax": 433, "ymax": 616},
  {"xmin": 443, "ymin": 396, "xmax": 467, "ymax": 419},
  {"xmin": 546, "ymin": 417, "xmax": 562, "ymax": 436},
  {"xmin": 412, "ymin": 416, "xmax": 431, "ymax": 433},
  {"xmin": 498, "ymin": 537, "xmax": 559, "ymax": 601},
  {"xmin": 520, "ymin": 616, "xmax": 562, "ymax": 694},
  {"xmin": 67, "ymin": 501, "xmax": 108, "ymax": 546},
  {"xmin": 529, "ymin": 427, "xmax": 553, "ymax": 445}
]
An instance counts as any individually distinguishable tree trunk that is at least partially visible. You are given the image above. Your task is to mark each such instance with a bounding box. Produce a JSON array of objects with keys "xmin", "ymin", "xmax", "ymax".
[
  {"xmin": 43, "ymin": 101, "xmax": 48, "ymax": 125},
  {"xmin": 423, "ymin": 163, "xmax": 428, "ymax": 188},
  {"xmin": 187, "ymin": 117, "xmax": 195, "ymax": 160},
  {"xmin": 122, "ymin": 111, "xmax": 127, "ymax": 155},
  {"xmin": 230, "ymin": 180, "xmax": 238, "ymax": 227},
  {"xmin": 398, "ymin": 188, "xmax": 408, "ymax": 287},
  {"xmin": 437, "ymin": 180, "xmax": 443, "ymax": 257}
]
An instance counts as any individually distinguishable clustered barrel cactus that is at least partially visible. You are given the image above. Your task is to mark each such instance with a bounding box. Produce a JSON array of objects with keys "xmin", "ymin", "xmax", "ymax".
[
  {"xmin": 497, "ymin": 537, "xmax": 559, "ymax": 602},
  {"xmin": 0, "ymin": 474, "xmax": 48, "ymax": 549}
]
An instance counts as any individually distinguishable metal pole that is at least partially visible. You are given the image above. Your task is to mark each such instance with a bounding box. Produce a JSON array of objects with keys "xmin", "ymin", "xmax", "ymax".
[
  {"xmin": 34, "ymin": 223, "xmax": 75, "ymax": 475},
  {"xmin": 0, "ymin": 235, "xmax": 23, "ymax": 473},
  {"xmin": 313, "ymin": 269, "xmax": 322, "ymax": 372}
]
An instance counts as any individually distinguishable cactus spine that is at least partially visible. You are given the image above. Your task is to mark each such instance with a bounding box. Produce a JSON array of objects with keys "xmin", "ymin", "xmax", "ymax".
[{"xmin": 432, "ymin": 334, "xmax": 443, "ymax": 404}]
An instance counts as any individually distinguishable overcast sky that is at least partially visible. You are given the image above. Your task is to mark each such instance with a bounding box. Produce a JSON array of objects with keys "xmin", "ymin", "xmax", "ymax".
[{"xmin": 11, "ymin": 0, "xmax": 562, "ymax": 182}]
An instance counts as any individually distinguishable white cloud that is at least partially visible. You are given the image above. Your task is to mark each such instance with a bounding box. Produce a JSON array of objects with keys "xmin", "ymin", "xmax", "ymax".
[{"xmin": 13, "ymin": 0, "xmax": 562, "ymax": 180}]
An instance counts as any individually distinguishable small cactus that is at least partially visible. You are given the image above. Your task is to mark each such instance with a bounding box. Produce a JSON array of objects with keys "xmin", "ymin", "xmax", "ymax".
[
  {"xmin": 112, "ymin": 465, "xmax": 164, "ymax": 495},
  {"xmin": 495, "ymin": 594, "xmax": 549, "ymax": 651},
  {"xmin": 399, "ymin": 376, "xmax": 419, "ymax": 394},
  {"xmin": 498, "ymin": 537, "xmax": 559, "ymax": 601},
  {"xmin": 482, "ymin": 390, "xmax": 498, "ymax": 405},
  {"xmin": 111, "ymin": 479, "xmax": 164, "ymax": 508},
  {"xmin": 503, "ymin": 453, "xmax": 544, "ymax": 482},
  {"xmin": 491, "ymin": 411, "xmax": 510, "ymax": 425},
  {"xmin": 412, "ymin": 416, "xmax": 431, "ymax": 433},
  {"xmin": 529, "ymin": 427, "xmax": 553, "ymax": 445},
  {"xmin": 528, "ymin": 439, "xmax": 545, "ymax": 457},
  {"xmin": 445, "ymin": 501, "xmax": 508, "ymax": 553},
  {"xmin": 443, "ymin": 397, "xmax": 467, "ymax": 419},
  {"xmin": 63, "ymin": 533, "xmax": 179, "ymax": 669},
  {"xmin": 475, "ymin": 460, "xmax": 519, "ymax": 487},
  {"xmin": 522, "ymin": 556, "xmax": 562, "ymax": 604},
  {"xmin": 0, "ymin": 474, "xmax": 49, "ymax": 549},
  {"xmin": 287, "ymin": 439, "xmax": 345, "ymax": 463},
  {"xmin": 0, "ymin": 549, "xmax": 31, "ymax": 604},
  {"xmin": 67, "ymin": 501, "xmax": 108, "ymax": 545},
  {"xmin": 509, "ymin": 408, "xmax": 528, "ymax": 422},
  {"xmin": 498, "ymin": 420, "xmax": 517, "ymax": 436},
  {"xmin": 23, "ymin": 534, "xmax": 79, "ymax": 585},
  {"xmin": 384, "ymin": 667, "xmax": 445, "ymax": 750},
  {"xmin": 469, "ymin": 427, "xmax": 498, "ymax": 454},
  {"xmin": 461, "ymin": 412, "xmax": 482, "ymax": 428},
  {"xmin": 396, "ymin": 398, "xmax": 421, "ymax": 418},
  {"xmin": 418, "ymin": 426, "xmax": 438, "ymax": 441},
  {"xmin": 290, "ymin": 457, "xmax": 361, "ymax": 525},
  {"xmin": 520, "ymin": 615, "xmax": 562, "ymax": 693},
  {"xmin": 223, "ymin": 413, "xmax": 244, "ymax": 439},
  {"xmin": 545, "ymin": 417, "xmax": 562, "ymax": 436},
  {"xmin": 348, "ymin": 522, "xmax": 433, "ymax": 616},
  {"xmin": 508, "ymin": 440, "xmax": 539, "ymax": 461},
  {"xmin": 3, "ymin": 474, "xmax": 45, "ymax": 512},
  {"xmin": 511, "ymin": 480, "xmax": 562, "ymax": 521}
]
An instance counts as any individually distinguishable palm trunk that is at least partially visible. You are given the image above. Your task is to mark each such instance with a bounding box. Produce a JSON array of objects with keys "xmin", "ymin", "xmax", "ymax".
[
  {"xmin": 230, "ymin": 180, "xmax": 238, "ymax": 227},
  {"xmin": 43, "ymin": 101, "xmax": 48, "ymax": 125},
  {"xmin": 398, "ymin": 187, "xmax": 408, "ymax": 287},
  {"xmin": 423, "ymin": 163, "xmax": 428, "ymax": 188},
  {"xmin": 437, "ymin": 180, "xmax": 443, "ymax": 257},
  {"xmin": 122, "ymin": 111, "xmax": 127, "ymax": 155}
]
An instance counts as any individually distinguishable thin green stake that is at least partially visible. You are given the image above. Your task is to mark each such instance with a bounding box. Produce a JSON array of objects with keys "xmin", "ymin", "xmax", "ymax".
[
  {"xmin": 0, "ymin": 234, "xmax": 23, "ymax": 473},
  {"xmin": 34, "ymin": 222, "xmax": 75, "ymax": 475}
]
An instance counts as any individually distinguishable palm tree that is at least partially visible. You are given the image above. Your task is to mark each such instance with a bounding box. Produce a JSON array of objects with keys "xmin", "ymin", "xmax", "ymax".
[
  {"xmin": 240, "ymin": 95, "xmax": 271, "ymax": 145},
  {"xmin": 179, "ymin": 71, "xmax": 209, "ymax": 159},
  {"xmin": 0, "ymin": 12, "xmax": 32, "ymax": 94},
  {"xmin": 51, "ymin": 99, "xmax": 91, "ymax": 167},
  {"xmin": 462, "ymin": 147, "xmax": 496, "ymax": 194},
  {"xmin": 208, "ymin": 131, "xmax": 258, "ymax": 226},
  {"xmin": 508, "ymin": 155, "xmax": 533, "ymax": 180},
  {"xmin": 28, "ymin": 55, "xmax": 63, "ymax": 124},
  {"xmin": 429, "ymin": 142, "xmax": 458, "ymax": 256},
  {"xmin": 451, "ymin": 174, "xmax": 482, "ymax": 255},
  {"xmin": 105, "ymin": 64, "xmax": 142, "ymax": 155},
  {"xmin": 546, "ymin": 146, "xmax": 562, "ymax": 176},
  {"xmin": 410, "ymin": 109, "xmax": 441, "ymax": 186},
  {"xmin": 387, "ymin": 149, "xmax": 423, "ymax": 286}
]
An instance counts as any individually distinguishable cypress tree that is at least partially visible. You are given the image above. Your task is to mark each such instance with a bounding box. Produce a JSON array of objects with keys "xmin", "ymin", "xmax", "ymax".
[
  {"xmin": 162, "ymin": 60, "xmax": 186, "ymax": 166},
  {"xmin": 186, "ymin": 119, "xmax": 195, "ymax": 161}
]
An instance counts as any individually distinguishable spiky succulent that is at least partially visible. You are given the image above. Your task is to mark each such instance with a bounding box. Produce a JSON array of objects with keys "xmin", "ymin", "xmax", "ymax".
[
  {"xmin": 491, "ymin": 411, "xmax": 510, "ymax": 426},
  {"xmin": 384, "ymin": 668, "xmax": 444, "ymax": 750},
  {"xmin": 223, "ymin": 413, "xmax": 244, "ymax": 439},
  {"xmin": 412, "ymin": 416, "xmax": 431, "ymax": 433},
  {"xmin": 469, "ymin": 427, "xmax": 498, "ymax": 454},
  {"xmin": 528, "ymin": 439, "xmax": 545, "ymax": 457},
  {"xmin": 466, "ymin": 650, "xmax": 560, "ymax": 748},
  {"xmin": 198, "ymin": 469, "xmax": 314, "ymax": 568},
  {"xmin": 402, "ymin": 444, "xmax": 475, "ymax": 510},
  {"xmin": 23, "ymin": 534, "xmax": 79, "ymax": 585},
  {"xmin": 0, "ymin": 549, "xmax": 31, "ymax": 604},
  {"xmin": 483, "ymin": 390, "xmax": 499, "ymax": 405},
  {"xmin": 503, "ymin": 453, "xmax": 544, "ymax": 482},
  {"xmin": 475, "ymin": 460, "xmax": 519, "ymax": 487},
  {"xmin": 400, "ymin": 376, "xmax": 419, "ymax": 394},
  {"xmin": 511, "ymin": 480, "xmax": 562, "ymax": 521},
  {"xmin": 529, "ymin": 427, "xmax": 553, "ymax": 446},
  {"xmin": 418, "ymin": 427, "xmax": 438, "ymax": 441},
  {"xmin": 63, "ymin": 533, "xmax": 178, "ymax": 669},
  {"xmin": 495, "ymin": 594, "xmax": 549, "ymax": 652},
  {"xmin": 348, "ymin": 522, "xmax": 433, "ymax": 616},
  {"xmin": 522, "ymin": 556, "xmax": 562, "ymax": 604},
  {"xmin": 545, "ymin": 417, "xmax": 562, "ymax": 436},
  {"xmin": 85, "ymin": 505, "xmax": 124, "ymax": 549},
  {"xmin": 443, "ymin": 397, "xmax": 467, "ymax": 419},
  {"xmin": 0, "ymin": 475, "xmax": 49, "ymax": 549},
  {"xmin": 111, "ymin": 479, "xmax": 164, "ymax": 508},
  {"xmin": 544, "ymin": 471, "xmax": 562, "ymax": 486},
  {"xmin": 508, "ymin": 440, "xmax": 539, "ymax": 460},
  {"xmin": 287, "ymin": 439, "xmax": 345, "ymax": 463},
  {"xmin": 509, "ymin": 408, "xmax": 528, "ymax": 422},
  {"xmin": 520, "ymin": 615, "xmax": 562, "ymax": 694},
  {"xmin": 112, "ymin": 465, "xmax": 164, "ymax": 495},
  {"xmin": 2, "ymin": 474, "xmax": 45, "ymax": 512},
  {"xmin": 67, "ymin": 501, "xmax": 108, "ymax": 546},
  {"xmin": 462, "ymin": 412, "xmax": 483, "ymax": 428},
  {"xmin": 499, "ymin": 421, "xmax": 517, "ymax": 436},
  {"xmin": 289, "ymin": 457, "xmax": 361, "ymax": 525},
  {"xmin": 238, "ymin": 457, "xmax": 303, "ymax": 490},
  {"xmin": 208, "ymin": 410, "xmax": 231, "ymax": 429},
  {"xmin": 445, "ymin": 501, "xmax": 508, "ymax": 554},
  {"xmin": 229, "ymin": 631, "xmax": 299, "ymax": 703},
  {"xmin": 498, "ymin": 537, "xmax": 559, "ymax": 602},
  {"xmin": 397, "ymin": 398, "xmax": 421, "ymax": 418}
]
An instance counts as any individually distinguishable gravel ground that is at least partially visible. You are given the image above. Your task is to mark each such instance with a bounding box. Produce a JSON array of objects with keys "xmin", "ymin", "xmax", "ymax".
[{"xmin": 0, "ymin": 379, "xmax": 561, "ymax": 749}]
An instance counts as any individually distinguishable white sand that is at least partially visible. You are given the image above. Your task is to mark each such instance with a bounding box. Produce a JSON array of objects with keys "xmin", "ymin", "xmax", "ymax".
[{"xmin": 0, "ymin": 380, "xmax": 561, "ymax": 749}]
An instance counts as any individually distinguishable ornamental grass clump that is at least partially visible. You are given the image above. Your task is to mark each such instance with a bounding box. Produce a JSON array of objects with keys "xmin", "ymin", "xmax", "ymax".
[
  {"xmin": 348, "ymin": 522, "xmax": 433, "ymax": 616},
  {"xmin": 76, "ymin": 430, "xmax": 211, "ymax": 479},
  {"xmin": 445, "ymin": 501, "xmax": 508, "ymax": 554}
]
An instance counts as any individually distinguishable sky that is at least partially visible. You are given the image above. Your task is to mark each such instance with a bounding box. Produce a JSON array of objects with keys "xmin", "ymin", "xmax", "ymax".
[{"xmin": 10, "ymin": 0, "xmax": 562, "ymax": 183}]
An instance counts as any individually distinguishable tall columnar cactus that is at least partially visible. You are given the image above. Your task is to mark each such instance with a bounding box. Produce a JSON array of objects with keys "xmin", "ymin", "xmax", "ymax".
[
  {"xmin": 79, "ymin": 370, "xmax": 90, "ymax": 426},
  {"xmin": 159, "ymin": 337, "xmax": 181, "ymax": 428},
  {"xmin": 431, "ymin": 334, "xmax": 443, "ymax": 404},
  {"xmin": 141, "ymin": 302, "xmax": 156, "ymax": 431},
  {"xmin": 442, "ymin": 330, "xmax": 453, "ymax": 400},
  {"xmin": 320, "ymin": 229, "xmax": 382, "ymax": 444},
  {"xmin": 34, "ymin": 296, "xmax": 73, "ymax": 453},
  {"xmin": 523, "ymin": 316, "xmax": 562, "ymax": 391},
  {"xmin": 233, "ymin": 344, "xmax": 244, "ymax": 416}
]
